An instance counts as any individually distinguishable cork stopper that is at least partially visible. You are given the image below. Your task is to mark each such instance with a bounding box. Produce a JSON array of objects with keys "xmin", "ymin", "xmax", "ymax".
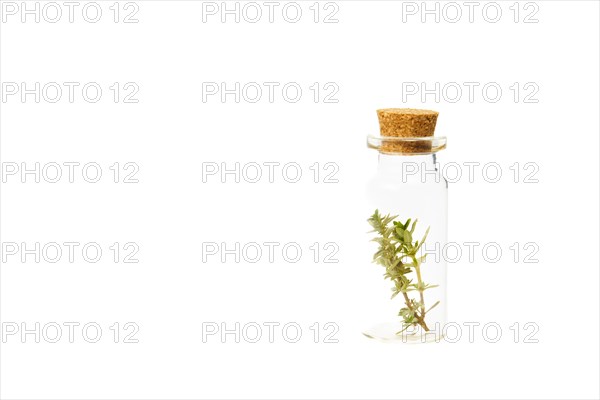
[{"xmin": 376, "ymin": 108, "xmax": 439, "ymax": 154}]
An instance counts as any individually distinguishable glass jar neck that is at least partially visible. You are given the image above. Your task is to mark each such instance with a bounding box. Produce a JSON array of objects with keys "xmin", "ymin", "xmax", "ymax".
[{"xmin": 378, "ymin": 153, "xmax": 437, "ymax": 172}]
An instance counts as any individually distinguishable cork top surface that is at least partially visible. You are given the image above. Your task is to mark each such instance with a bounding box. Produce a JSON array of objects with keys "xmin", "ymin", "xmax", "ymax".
[{"xmin": 376, "ymin": 108, "xmax": 439, "ymax": 138}]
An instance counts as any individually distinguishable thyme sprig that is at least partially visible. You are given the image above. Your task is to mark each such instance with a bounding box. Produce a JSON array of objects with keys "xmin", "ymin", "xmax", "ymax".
[{"xmin": 368, "ymin": 209, "xmax": 439, "ymax": 333}]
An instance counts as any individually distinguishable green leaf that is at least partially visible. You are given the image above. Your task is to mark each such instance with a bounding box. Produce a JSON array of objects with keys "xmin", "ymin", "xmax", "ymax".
[
  {"xmin": 395, "ymin": 226, "xmax": 405, "ymax": 238},
  {"xmin": 425, "ymin": 301, "xmax": 440, "ymax": 313},
  {"xmin": 414, "ymin": 226, "xmax": 430, "ymax": 253},
  {"xmin": 391, "ymin": 258, "xmax": 403, "ymax": 268},
  {"xmin": 403, "ymin": 230, "xmax": 412, "ymax": 243},
  {"xmin": 410, "ymin": 219, "xmax": 418, "ymax": 234}
]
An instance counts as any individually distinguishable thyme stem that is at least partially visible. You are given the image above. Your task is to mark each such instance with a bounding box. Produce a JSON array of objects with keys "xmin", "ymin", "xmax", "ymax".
[{"xmin": 368, "ymin": 209, "xmax": 437, "ymax": 334}]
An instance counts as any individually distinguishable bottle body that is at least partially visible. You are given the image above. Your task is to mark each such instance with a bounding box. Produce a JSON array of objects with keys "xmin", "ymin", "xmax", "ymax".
[{"xmin": 365, "ymin": 153, "xmax": 448, "ymax": 342}]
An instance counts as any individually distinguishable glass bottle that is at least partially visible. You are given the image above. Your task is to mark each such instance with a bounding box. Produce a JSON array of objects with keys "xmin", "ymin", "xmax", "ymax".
[{"xmin": 363, "ymin": 109, "xmax": 448, "ymax": 343}]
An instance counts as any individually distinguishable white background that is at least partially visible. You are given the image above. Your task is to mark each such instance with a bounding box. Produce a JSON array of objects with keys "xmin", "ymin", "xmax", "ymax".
[{"xmin": 1, "ymin": 1, "xmax": 599, "ymax": 399}]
